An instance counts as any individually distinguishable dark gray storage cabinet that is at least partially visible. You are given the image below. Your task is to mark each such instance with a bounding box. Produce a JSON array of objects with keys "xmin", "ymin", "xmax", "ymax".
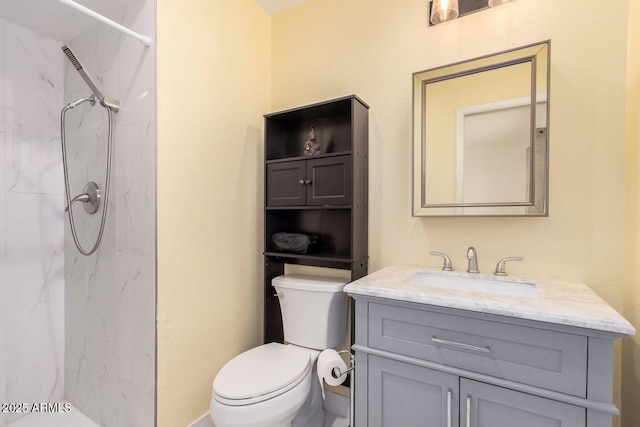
[
  {"xmin": 267, "ymin": 155, "xmax": 352, "ymax": 207},
  {"xmin": 263, "ymin": 95, "xmax": 369, "ymax": 343},
  {"xmin": 351, "ymin": 296, "xmax": 621, "ymax": 427}
]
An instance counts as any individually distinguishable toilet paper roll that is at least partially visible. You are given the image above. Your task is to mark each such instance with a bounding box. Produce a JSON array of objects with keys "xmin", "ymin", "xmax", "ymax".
[{"xmin": 317, "ymin": 349, "xmax": 348, "ymax": 399}]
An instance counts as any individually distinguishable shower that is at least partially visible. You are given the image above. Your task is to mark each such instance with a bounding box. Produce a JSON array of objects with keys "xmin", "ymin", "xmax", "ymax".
[{"xmin": 60, "ymin": 45, "xmax": 118, "ymax": 256}]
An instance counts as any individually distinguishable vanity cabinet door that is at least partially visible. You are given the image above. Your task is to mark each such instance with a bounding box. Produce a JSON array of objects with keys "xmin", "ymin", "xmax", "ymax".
[
  {"xmin": 460, "ymin": 379, "xmax": 585, "ymax": 427},
  {"xmin": 367, "ymin": 355, "xmax": 458, "ymax": 427}
]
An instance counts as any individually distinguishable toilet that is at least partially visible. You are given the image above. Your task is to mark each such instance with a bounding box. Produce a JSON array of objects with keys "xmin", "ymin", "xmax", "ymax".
[{"xmin": 210, "ymin": 275, "xmax": 348, "ymax": 427}]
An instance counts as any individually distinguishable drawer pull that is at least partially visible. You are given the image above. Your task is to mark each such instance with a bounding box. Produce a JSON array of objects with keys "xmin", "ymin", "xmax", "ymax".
[
  {"xmin": 446, "ymin": 389, "xmax": 452, "ymax": 427},
  {"xmin": 432, "ymin": 336, "xmax": 490, "ymax": 354}
]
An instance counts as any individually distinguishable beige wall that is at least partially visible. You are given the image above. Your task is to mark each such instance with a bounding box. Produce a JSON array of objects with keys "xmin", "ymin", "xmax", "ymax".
[
  {"xmin": 156, "ymin": 0, "xmax": 271, "ymax": 425},
  {"xmin": 623, "ymin": 1, "xmax": 640, "ymax": 426},
  {"xmin": 155, "ymin": 0, "xmax": 640, "ymax": 425},
  {"xmin": 273, "ymin": 0, "xmax": 634, "ymax": 424}
]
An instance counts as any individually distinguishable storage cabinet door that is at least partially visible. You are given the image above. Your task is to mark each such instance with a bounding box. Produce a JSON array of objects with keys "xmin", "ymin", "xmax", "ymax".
[
  {"xmin": 460, "ymin": 379, "xmax": 585, "ymax": 427},
  {"xmin": 306, "ymin": 156, "xmax": 352, "ymax": 206},
  {"xmin": 267, "ymin": 160, "xmax": 306, "ymax": 206},
  {"xmin": 368, "ymin": 355, "xmax": 458, "ymax": 427}
]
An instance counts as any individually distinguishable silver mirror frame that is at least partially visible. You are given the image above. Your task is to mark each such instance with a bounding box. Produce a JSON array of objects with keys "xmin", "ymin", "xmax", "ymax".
[{"xmin": 412, "ymin": 40, "xmax": 550, "ymax": 217}]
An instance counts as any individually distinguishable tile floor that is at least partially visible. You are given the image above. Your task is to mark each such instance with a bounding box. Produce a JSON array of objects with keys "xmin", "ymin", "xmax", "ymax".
[
  {"xmin": 6, "ymin": 401, "xmax": 98, "ymax": 427},
  {"xmin": 324, "ymin": 412, "xmax": 349, "ymax": 427},
  {"xmin": 6, "ymin": 393, "xmax": 350, "ymax": 427},
  {"xmin": 322, "ymin": 391, "xmax": 350, "ymax": 427}
]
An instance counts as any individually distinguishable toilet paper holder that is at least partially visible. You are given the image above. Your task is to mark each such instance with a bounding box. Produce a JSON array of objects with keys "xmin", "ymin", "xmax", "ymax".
[
  {"xmin": 334, "ymin": 350, "xmax": 355, "ymax": 427},
  {"xmin": 331, "ymin": 350, "xmax": 355, "ymax": 378}
]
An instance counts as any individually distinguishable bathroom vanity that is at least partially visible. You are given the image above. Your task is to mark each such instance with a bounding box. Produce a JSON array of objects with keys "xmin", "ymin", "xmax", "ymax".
[{"xmin": 344, "ymin": 265, "xmax": 635, "ymax": 427}]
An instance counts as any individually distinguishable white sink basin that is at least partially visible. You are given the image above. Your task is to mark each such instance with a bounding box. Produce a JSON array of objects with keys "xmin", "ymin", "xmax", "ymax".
[{"xmin": 405, "ymin": 271, "xmax": 540, "ymax": 299}]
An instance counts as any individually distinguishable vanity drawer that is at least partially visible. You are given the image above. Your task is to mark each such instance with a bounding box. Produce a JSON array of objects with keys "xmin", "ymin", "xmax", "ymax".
[{"xmin": 367, "ymin": 302, "xmax": 588, "ymax": 397}]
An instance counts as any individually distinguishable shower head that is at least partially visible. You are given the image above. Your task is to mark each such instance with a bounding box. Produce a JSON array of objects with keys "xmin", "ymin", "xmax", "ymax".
[
  {"xmin": 61, "ymin": 45, "xmax": 119, "ymax": 112},
  {"xmin": 61, "ymin": 45, "xmax": 104, "ymax": 101}
]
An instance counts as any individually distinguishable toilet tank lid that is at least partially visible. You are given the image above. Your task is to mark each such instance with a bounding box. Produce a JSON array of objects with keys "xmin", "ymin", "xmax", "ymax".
[{"xmin": 272, "ymin": 275, "xmax": 348, "ymax": 292}]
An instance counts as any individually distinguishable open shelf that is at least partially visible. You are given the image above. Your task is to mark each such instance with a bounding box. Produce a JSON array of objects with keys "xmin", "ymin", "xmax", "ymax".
[{"xmin": 265, "ymin": 150, "xmax": 352, "ymax": 164}]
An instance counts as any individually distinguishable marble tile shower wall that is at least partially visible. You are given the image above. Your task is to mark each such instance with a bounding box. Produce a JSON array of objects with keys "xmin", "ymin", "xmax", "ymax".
[
  {"xmin": 0, "ymin": 18, "xmax": 66, "ymax": 426},
  {"xmin": 62, "ymin": 1, "xmax": 156, "ymax": 426}
]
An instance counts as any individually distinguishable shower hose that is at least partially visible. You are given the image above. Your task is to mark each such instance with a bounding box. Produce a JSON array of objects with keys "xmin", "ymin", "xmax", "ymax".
[{"xmin": 60, "ymin": 95, "xmax": 114, "ymax": 256}]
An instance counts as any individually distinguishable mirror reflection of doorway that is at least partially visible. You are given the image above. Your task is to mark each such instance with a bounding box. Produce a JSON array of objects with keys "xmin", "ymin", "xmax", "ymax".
[{"xmin": 456, "ymin": 98, "xmax": 547, "ymax": 208}]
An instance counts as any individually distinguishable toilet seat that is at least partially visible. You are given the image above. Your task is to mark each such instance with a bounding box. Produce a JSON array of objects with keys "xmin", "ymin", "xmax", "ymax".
[{"xmin": 214, "ymin": 343, "xmax": 313, "ymax": 406}]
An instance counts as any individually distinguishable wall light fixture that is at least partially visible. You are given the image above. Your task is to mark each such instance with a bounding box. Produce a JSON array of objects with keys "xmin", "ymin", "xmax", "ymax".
[
  {"xmin": 429, "ymin": 0, "xmax": 514, "ymax": 26},
  {"xmin": 488, "ymin": 0, "xmax": 513, "ymax": 6},
  {"xmin": 430, "ymin": 0, "xmax": 459, "ymax": 25}
]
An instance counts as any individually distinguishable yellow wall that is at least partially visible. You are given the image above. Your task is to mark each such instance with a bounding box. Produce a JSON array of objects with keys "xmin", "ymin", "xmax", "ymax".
[
  {"xmin": 155, "ymin": 0, "xmax": 640, "ymax": 425},
  {"xmin": 623, "ymin": 1, "xmax": 640, "ymax": 426},
  {"xmin": 156, "ymin": 0, "xmax": 271, "ymax": 425},
  {"xmin": 273, "ymin": 0, "xmax": 633, "ymax": 424}
]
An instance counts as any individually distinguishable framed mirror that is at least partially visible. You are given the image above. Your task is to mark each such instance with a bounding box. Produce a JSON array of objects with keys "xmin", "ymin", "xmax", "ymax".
[{"xmin": 412, "ymin": 41, "xmax": 550, "ymax": 216}]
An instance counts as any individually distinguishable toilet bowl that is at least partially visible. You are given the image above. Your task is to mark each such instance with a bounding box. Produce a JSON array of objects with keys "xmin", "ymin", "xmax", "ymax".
[
  {"xmin": 211, "ymin": 343, "xmax": 323, "ymax": 427},
  {"xmin": 210, "ymin": 275, "xmax": 348, "ymax": 427}
]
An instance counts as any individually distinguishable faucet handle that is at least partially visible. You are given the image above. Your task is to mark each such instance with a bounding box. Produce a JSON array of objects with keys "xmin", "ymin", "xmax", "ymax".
[
  {"xmin": 494, "ymin": 257, "xmax": 523, "ymax": 276},
  {"xmin": 430, "ymin": 251, "xmax": 453, "ymax": 271}
]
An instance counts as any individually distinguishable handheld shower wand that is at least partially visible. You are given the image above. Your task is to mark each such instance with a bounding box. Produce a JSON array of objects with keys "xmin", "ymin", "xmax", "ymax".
[
  {"xmin": 60, "ymin": 45, "xmax": 117, "ymax": 256},
  {"xmin": 61, "ymin": 45, "xmax": 120, "ymax": 112}
]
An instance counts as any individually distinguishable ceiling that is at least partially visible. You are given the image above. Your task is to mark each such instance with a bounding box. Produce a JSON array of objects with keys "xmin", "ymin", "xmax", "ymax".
[
  {"xmin": 0, "ymin": 0, "xmax": 311, "ymax": 43},
  {"xmin": 253, "ymin": 0, "xmax": 311, "ymax": 15}
]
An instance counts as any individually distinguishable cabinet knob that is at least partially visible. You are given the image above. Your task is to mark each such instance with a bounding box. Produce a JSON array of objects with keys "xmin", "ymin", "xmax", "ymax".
[
  {"xmin": 304, "ymin": 180, "xmax": 311, "ymax": 185},
  {"xmin": 299, "ymin": 179, "xmax": 305, "ymax": 185}
]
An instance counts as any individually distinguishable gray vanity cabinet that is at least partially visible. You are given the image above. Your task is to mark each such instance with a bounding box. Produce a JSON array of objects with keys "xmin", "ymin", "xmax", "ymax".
[{"xmin": 351, "ymin": 296, "xmax": 621, "ymax": 427}]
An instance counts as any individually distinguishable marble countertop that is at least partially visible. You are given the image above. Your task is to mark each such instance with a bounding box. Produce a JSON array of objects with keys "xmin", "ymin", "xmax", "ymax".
[{"xmin": 344, "ymin": 265, "xmax": 635, "ymax": 335}]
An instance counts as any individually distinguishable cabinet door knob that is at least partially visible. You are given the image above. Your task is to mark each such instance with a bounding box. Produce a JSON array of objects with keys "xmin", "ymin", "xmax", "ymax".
[
  {"xmin": 299, "ymin": 179, "xmax": 305, "ymax": 185},
  {"xmin": 304, "ymin": 180, "xmax": 311, "ymax": 185}
]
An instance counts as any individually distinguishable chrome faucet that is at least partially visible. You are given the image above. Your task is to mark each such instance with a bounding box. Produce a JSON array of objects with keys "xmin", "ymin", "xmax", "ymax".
[
  {"xmin": 467, "ymin": 247, "xmax": 479, "ymax": 273},
  {"xmin": 430, "ymin": 251, "xmax": 453, "ymax": 271},
  {"xmin": 494, "ymin": 257, "xmax": 523, "ymax": 276}
]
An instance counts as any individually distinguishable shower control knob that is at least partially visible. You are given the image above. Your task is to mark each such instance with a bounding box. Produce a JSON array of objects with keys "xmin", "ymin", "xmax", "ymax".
[{"xmin": 66, "ymin": 182, "xmax": 102, "ymax": 214}]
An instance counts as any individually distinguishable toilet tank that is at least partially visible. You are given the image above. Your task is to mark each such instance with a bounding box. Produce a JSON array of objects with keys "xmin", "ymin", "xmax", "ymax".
[{"xmin": 272, "ymin": 275, "xmax": 348, "ymax": 350}]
